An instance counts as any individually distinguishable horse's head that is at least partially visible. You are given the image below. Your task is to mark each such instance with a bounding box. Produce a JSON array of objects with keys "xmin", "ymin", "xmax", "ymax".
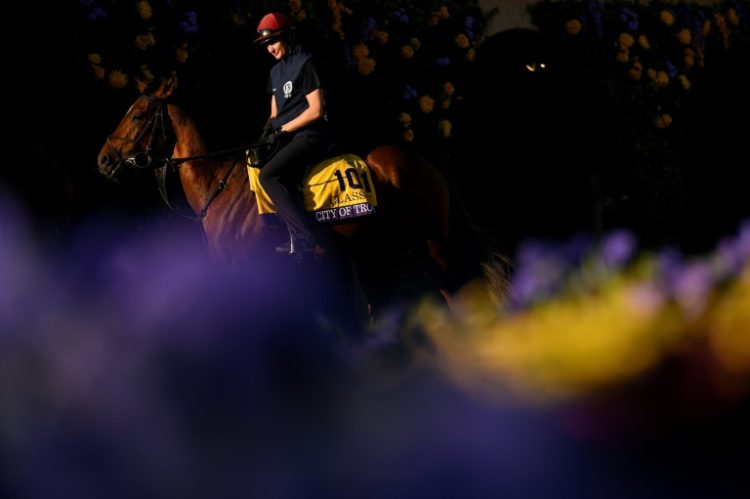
[{"xmin": 97, "ymin": 78, "xmax": 177, "ymax": 179}]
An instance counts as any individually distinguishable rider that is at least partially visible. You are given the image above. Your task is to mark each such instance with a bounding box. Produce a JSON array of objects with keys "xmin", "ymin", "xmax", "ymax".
[{"xmin": 254, "ymin": 11, "xmax": 329, "ymax": 258}]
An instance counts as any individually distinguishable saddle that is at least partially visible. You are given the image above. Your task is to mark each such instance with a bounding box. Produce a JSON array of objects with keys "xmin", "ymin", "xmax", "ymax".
[{"xmin": 246, "ymin": 152, "xmax": 378, "ymax": 224}]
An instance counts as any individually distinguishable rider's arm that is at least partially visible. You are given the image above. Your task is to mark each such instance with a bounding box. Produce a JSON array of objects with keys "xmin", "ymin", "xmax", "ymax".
[{"xmin": 278, "ymin": 88, "xmax": 324, "ymax": 133}]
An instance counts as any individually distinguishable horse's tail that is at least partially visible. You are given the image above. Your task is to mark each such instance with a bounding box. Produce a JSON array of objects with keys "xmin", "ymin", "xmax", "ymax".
[{"xmin": 444, "ymin": 167, "xmax": 514, "ymax": 308}]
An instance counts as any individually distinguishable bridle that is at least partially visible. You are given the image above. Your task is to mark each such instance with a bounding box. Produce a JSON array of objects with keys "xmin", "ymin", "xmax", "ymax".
[{"xmin": 105, "ymin": 94, "xmax": 172, "ymax": 177}]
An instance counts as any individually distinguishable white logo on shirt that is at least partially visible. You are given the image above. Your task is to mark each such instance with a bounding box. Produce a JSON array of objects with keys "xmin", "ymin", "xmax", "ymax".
[{"xmin": 283, "ymin": 81, "xmax": 293, "ymax": 99}]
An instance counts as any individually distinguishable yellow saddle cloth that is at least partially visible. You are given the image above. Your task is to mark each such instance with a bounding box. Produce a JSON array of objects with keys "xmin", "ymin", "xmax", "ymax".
[{"xmin": 247, "ymin": 153, "xmax": 378, "ymax": 223}]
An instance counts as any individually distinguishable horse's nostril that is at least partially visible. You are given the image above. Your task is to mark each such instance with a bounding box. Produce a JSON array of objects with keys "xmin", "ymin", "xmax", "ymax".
[{"xmin": 98, "ymin": 154, "xmax": 110, "ymax": 169}]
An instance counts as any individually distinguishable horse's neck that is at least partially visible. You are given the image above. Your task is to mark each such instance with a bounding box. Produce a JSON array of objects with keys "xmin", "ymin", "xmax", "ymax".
[{"xmin": 167, "ymin": 104, "xmax": 226, "ymax": 210}]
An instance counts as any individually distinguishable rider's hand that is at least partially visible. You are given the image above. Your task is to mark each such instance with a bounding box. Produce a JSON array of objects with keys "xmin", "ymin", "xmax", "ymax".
[{"xmin": 262, "ymin": 128, "xmax": 286, "ymax": 146}]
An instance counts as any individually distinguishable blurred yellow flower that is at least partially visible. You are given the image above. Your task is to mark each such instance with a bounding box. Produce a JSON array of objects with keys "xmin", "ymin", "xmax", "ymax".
[
  {"xmin": 410, "ymin": 37, "xmax": 421, "ymax": 50},
  {"xmin": 439, "ymin": 6, "xmax": 450, "ymax": 19},
  {"xmin": 289, "ymin": 0, "xmax": 302, "ymax": 13},
  {"xmin": 398, "ymin": 112, "xmax": 412, "ymax": 125},
  {"xmin": 684, "ymin": 47, "xmax": 695, "ymax": 69},
  {"xmin": 352, "ymin": 43, "xmax": 369, "ymax": 61},
  {"xmin": 443, "ymin": 82, "xmax": 455, "ymax": 96},
  {"xmin": 565, "ymin": 19, "xmax": 582, "ymax": 35},
  {"xmin": 403, "ymin": 128, "xmax": 414, "ymax": 142},
  {"xmin": 296, "ymin": 9, "xmax": 307, "ymax": 22},
  {"xmin": 676, "ymin": 29, "xmax": 691, "ymax": 45},
  {"xmin": 357, "ymin": 57, "xmax": 376, "ymax": 75},
  {"xmin": 616, "ymin": 49, "xmax": 629, "ymax": 63},
  {"xmin": 439, "ymin": 120, "xmax": 452, "ymax": 138},
  {"xmin": 135, "ymin": 32, "xmax": 156, "ymax": 50},
  {"xmin": 659, "ymin": 9, "xmax": 675, "ymax": 26},
  {"xmin": 441, "ymin": 98, "xmax": 451, "ymax": 110},
  {"xmin": 374, "ymin": 30, "xmax": 389, "ymax": 44},
  {"xmin": 137, "ymin": 1, "xmax": 153, "ymax": 21},
  {"xmin": 628, "ymin": 61, "xmax": 642, "ymax": 80},
  {"xmin": 87, "ymin": 52, "xmax": 102, "ymax": 65},
  {"xmin": 455, "ymin": 34, "xmax": 470, "ymax": 49},
  {"xmin": 427, "ymin": 13, "xmax": 440, "ymax": 27},
  {"xmin": 419, "ymin": 95, "xmax": 435, "ymax": 113},
  {"xmin": 727, "ymin": 8, "xmax": 740, "ymax": 26},
  {"xmin": 401, "ymin": 45, "xmax": 414, "ymax": 59},
  {"xmin": 92, "ymin": 65, "xmax": 106, "ymax": 80},
  {"xmin": 109, "ymin": 70, "xmax": 128, "ymax": 89},
  {"xmin": 637, "ymin": 34, "xmax": 650, "ymax": 50},
  {"xmin": 646, "ymin": 68, "xmax": 657, "ymax": 80},
  {"xmin": 655, "ymin": 70, "xmax": 669, "ymax": 87},
  {"xmin": 707, "ymin": 268, "xmax": 750, "ymax": 374},
  {"xmin": 618, "ymin": 32, "xmax": 634, "ymax": 50},
  {"xmin": 703, "ymin": 19, "xmax": 712, "ymax": 36},
  {"xmin": 655, "ymin": 114, "xmax": 672, "ymax": 128},
  {"xmin": 465, "ymin": 48, "xmax": 476, "ymax": 61},
  {"xmin": 140, "ymin": 64, "xmax": 155, "ymax": 83},
  {"xmin": 176, "ymin": 45, "xmax": 188, "ymax": 63},
  {"xmin": 678, "ymin": 74, "xmax": 691, "ymax": 90}
]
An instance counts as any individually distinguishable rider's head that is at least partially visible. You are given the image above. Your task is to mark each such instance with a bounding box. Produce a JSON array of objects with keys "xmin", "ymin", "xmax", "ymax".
[{"xmin": 254, "ymin": 12, "xmax": 295, "ymax": 57}]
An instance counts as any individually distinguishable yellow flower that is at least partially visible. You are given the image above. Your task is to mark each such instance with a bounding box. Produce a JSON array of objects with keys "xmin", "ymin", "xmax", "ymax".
[
  {"xmin": 565, "ymin": 19, "xmax": 582, "ymax": 35},
  {"xmin": 357, "ymin": 57, "xmax": 376, "ymax": 76},
  {"xmin": 684, "ymin": 47, "xmax": 695, "ymax": 69},
  {"xmin": 646, "ymin": 68, "xmax": 657, "ymax": 81},
  {"xmin": 176, "ymin": 46, "xmax": 188, "ymax": 63},
  {"xmin": 465, "ymin": 48, "xmax": 476, "ymax": 61},
  {"xmin": 439, "ymin": 120, "xmax": 452, "ymax": 138},
  {"xmin": 87, "ymin": 52, "xmax": 102, "ymax": 65},
  {"xmin": 455, "ymin": 34, "xmax": 470, "ymax": 49},
  {"xmin": 401, "ymin": 45, "xmax": 414, "ymax": 59},
  {"xmin": 403, "ymin": 128, "xmax": 414, "ymax": 142},
  {"xmin": 289, "ymin": 0, "xmax": 302, "ymax": 13},
  {"xmin": 109, "ymin": 70, "xmax": 128, "ymax": 89},
  {"xmin": 419, "ymin": 95, "xmax": 434, "ymax": 113},
  {"xmin": 655, "ymin": 70, "xmax": 669, "ymax": 87},
  {"xmin": 659, "ymin": 9, "xmax": 675, "ymax": 26},
  {"xmin": 616, "ymin": 49, "xmax": 629, "ymax": 64},
  {"xmin": 676, "ymin": 29, "xmax": 691, "ymax": 45},
  {"xmin": 655, "ymin": 114, "xmax": 673, "ymax": 129},
  {"xmin": 296, "ymin": 9, "xmax": 307, "ymax": 22},
  {"xmin": 439, "ymin": 6, "xmax": 450, "ymax": 19},
  {"xmin": 410, "ymin": 37, "xmax": 421, "ymax": 50},
  {"xmin": 352, "ymin": 43, "xmax": 369, "ymax": 61},
  {"xmin": 140, "ymin": 64, "xmax": 154, "ymax": 83},
  {"xmin": 678, "ymin": 74, "xmax": 691, "ymax": 91},
  {"xmin": 727, "ymin": 8, "xmax": 740, "ymax": 26},
  {"xmin": 628, "ymin": 61, "xmax": 642, "ymax": 80},
  {"xmin": 427, "ymin": 13, "xmax": 440, "ymax": 27},
  {"xmin": 618, "ymin": 32, "xmax": 634, "ymax": 50},
  {"xmin": 637, "ymin": 34, "xmax": 650, "ymax": 50},
  {"xmin": 399, "ymin": 112, "xmax": 412, "ymax": 125},
  {"xmin": 441, "ymin": 98, "xmax": 451, "ymax": 110},
  {"xmin": 443, "ymin": 82, "xmax": 455, "ymax": 96},
  {"xmin": 703, "ymin": 19, "xmax": 712, "ymax": 36},
  {"xmin": 92, "ymin": 65, "xmax": 105, "ymax": 80},
  {"xmin": 137, "ymin": 1, "xmax": 153, "ymax": 21},
  {"xmin": 374, "ymin": 30, "xmax": 388, "ymax": 45},
  {"xmin": 135, "ymin": 31, "xmax": 157, "ymax": 50}
]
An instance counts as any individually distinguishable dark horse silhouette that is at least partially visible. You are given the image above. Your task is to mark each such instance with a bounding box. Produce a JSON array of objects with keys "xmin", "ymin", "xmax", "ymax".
[{"xmin": 97, "ymin": 78, "xmax": 509, "ymax": 316}]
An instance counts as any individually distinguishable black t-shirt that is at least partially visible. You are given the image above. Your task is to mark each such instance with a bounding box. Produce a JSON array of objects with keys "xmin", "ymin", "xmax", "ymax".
[{"xmin": 268, "ymin": 48, "xmax": 326, "ymax": 137}]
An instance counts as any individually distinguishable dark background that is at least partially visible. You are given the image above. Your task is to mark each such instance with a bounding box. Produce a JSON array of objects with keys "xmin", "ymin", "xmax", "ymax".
[{"xmin": 3, "ymin": 4, "xmax": 750, "ymax": 255}]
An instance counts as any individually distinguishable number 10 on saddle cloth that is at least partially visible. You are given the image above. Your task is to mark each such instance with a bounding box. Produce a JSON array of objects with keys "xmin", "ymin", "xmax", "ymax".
[{"xmin": 247, "ymin": 153, "xmax": 378, "ymax": 223}]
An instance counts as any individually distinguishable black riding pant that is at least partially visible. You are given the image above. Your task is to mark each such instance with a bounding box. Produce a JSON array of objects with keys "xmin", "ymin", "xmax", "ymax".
[{"xmin": 259, "ymin": 135, "xmax": 325, "ymax": 248}]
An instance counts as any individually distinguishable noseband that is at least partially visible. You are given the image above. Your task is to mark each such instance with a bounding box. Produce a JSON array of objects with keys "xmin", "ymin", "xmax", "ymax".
[{"xmin": 105, "ymin": 94, "xmax": 172, "ymax": 174}]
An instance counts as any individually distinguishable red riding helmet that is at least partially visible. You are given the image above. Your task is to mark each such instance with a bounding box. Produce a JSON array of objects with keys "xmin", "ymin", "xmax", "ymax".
[{"xmin": 254, "ymin": 12, "xmax": 294, "ymax": 46}]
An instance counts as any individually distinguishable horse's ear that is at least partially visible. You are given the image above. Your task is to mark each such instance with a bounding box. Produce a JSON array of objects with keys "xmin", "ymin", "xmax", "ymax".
[{"xmin": 152, "ymin": 77, "xmax": 178, "ymax": 99}]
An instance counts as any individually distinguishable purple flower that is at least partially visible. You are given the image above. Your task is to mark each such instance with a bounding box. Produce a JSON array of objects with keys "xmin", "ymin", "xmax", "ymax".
[
  {"xmin": 465, "ymin": 16, "xmax": 476, "ymax": 29},
  {"xmin": 180, "ymin": 11, "xmax": 199, "ymax": 34},
  {"xmin": 600, "ymin": 229, "xmax": 637, "ymax": 269},
  {"xmin": 619, "ymin": 7, "xmax": 639, "ymax": 31},
  {"xmin": 665, "ymin": 60, "xmax": 678, "ymax": 78},
  {"xmin": 736, "ymin": 219, "xmax": 750, "ymax": 260},
  {"xmin": 402, "ymin": 85, "xmax": 418, "ymax": 101},
  {"xmin": 672, "ymin": 261, "xmax": 715, "ymax": 317},
  {"xmin": 435, "ymin": 57, "xmax": 451, "ymax": 67},
  {"xmin": 465, "ymin": 29, "xmax": 475, "ymax": 40}
]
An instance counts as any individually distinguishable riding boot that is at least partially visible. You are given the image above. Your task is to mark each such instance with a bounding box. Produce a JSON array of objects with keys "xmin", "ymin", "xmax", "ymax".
[{"xmin": 275, "ymin": 228, "xmax": 295, "ymax": 254}]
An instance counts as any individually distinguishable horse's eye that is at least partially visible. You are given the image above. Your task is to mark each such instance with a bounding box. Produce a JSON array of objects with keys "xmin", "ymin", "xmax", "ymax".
[{"xmin": 133, "ymin": 113, "xmax": 145, "ymax": 122}]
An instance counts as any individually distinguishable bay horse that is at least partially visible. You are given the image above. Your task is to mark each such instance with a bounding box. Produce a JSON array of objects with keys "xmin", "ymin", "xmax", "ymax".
[{"xmin": 97, "ymin": 78, "xmax": 509, "ymax": 317}]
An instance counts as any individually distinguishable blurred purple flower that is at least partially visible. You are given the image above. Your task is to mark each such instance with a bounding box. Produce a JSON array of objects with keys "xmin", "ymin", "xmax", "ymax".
[
  {"xmin": 436, "ymin": 57, "xmax": 451, "ymax": 67},
  {"xmin": 588, "ymin": 0, "xmax": 604, "ymax": 37},
  {"xmin": 600, "ymin": 229, "xmax": 637, "ymax": 269},
  {"xmin": 656, "ymin": 247, "xmax": 684, "ymax": 287},
  {"xmin": 180, "ymin": 11, "xmax": 199, "ymax": 34},
  {"xmin": 402, "ymin": 84, "xmax": 418, "ymax": 101},
  {"xmin": 665, "ymin": 60, "xmax": 678, "ymax": 79},
  {"xmin": 672, "ymin": 260, "xmax": 715, "ymax": 317},
  {"xmin": 393, "ymin": 8, "xmax": 410, "ymax": 24},
  {"xmin": 466, "ymin": 29, "xmax": 475, "ymax": 40},
  {"xmin": 619, "ymin": 7, "xmax": 639, "ymax": 31},
  {"xmin": 465, "ymin": 16, "xmax": 476, "ymax": 29},
  {"xmin": 87, "ymin": 7, "xmax": 107, "ymax": 21},
  {"xmin": 735, "ymin": 219, "xmax": 750, "ymax": 260}
]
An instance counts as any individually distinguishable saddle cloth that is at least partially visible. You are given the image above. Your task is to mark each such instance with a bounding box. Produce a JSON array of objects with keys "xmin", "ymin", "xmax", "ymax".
[{"xmin": 247, "ymin": 153, "xmax": 378, "ymax": 223}]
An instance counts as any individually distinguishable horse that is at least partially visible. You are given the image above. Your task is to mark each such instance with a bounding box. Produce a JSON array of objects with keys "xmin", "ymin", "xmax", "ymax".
[{"xmin": 96, "ymin": 78, "xmax": 510, "ymax": 319}]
